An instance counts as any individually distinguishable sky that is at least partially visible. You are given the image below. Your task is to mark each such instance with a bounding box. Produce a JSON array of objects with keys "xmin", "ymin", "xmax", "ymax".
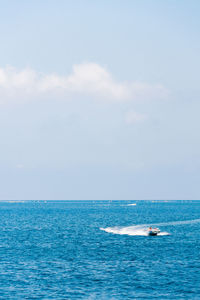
[{"xmin": 0, "ymin": 0, "xmax": 200, "ymax": 200}]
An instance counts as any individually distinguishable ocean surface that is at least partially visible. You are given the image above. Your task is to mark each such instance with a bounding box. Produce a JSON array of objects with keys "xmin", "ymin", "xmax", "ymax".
[{"xmin": 0, "ymin": 200, "xmax": 200, "ymax": 299}]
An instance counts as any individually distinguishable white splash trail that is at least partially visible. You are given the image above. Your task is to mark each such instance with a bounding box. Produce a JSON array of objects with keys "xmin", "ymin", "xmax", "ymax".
[
  {"xmin": 100, "ymin": 218, "xmax": 200, "ymax": 236},
  {"xmin": 100, "ymin": 225, "xmax": 169, "ymax": 236},
  {"xmin": 100, "ymin": 225, "xmax": 150, "ymax": 236}
]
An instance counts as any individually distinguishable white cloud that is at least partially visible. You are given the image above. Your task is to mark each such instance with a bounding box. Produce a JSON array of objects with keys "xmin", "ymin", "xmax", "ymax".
[
  {"xmin": 0, "ymin": 63, "xmax": 168, "ymax": 102},
  {"xmin": 125, "ymin": 111, "xmax": 147, "ymax": 124}
]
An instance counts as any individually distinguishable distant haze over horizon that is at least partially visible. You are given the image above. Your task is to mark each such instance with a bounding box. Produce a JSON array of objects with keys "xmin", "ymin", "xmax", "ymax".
[{"xmin": 0, "ymin": 0, "xmax": 200, "ymax": 200}]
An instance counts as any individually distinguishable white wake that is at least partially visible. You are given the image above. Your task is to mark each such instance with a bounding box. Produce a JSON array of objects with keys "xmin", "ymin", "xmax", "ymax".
[
  {"xmin": 100, "ymin": 225, "xmax": 169, "ymax": 236},
  {"xmin": 100, "ymin": 218, "xmax": 200, "ymax": 236}
]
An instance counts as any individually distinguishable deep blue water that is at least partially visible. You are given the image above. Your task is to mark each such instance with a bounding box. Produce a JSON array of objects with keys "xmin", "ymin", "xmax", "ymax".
[{"xmin": 0, "ymin": 200, "xmax": 200, "ymax": 299}]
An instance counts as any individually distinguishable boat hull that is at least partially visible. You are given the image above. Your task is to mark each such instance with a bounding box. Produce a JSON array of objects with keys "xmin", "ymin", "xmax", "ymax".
[
  {"xmin": 148, "ymin": 229, "xmax": 160, "ymax": 236},
  {"xmin": 149, "ymin": 231, "xmax": 158, "ymax": 236}
]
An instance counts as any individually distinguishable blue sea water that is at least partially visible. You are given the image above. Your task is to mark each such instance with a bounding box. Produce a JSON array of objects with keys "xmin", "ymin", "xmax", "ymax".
[{"xmin": 0, "ymin": 200, "xmax": 200, "ymax": 299}]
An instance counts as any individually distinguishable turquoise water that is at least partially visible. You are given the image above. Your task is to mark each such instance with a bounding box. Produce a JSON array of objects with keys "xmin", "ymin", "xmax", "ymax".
[{"xmin": 0, "ymin": 200, "xmax": 199, "ymax": 299}]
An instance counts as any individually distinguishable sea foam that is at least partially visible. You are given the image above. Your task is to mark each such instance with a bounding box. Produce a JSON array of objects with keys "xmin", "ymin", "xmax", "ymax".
[
  {"xmin": 100, "ymin": 218, "xmax": 200, "ymax": 236},
  {"xmin": 100, "ymin": 225, "xmax": 170, "ymax": 236}
]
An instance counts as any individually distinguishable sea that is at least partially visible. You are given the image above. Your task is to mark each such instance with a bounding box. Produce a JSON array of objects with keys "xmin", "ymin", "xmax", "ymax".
[{"xmin": 0, "ymin": 200, "xmax": 199, "ymax": 299}]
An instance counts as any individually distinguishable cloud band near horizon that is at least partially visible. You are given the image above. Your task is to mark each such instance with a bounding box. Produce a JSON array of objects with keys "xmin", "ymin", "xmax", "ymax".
[{"xmin": 0, "ymin": 63, "xmax": 168, "ymax": 102}]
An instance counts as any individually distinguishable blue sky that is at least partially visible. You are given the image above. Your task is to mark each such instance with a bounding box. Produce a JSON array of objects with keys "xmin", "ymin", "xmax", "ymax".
[{"xmin": 0, "ymin": 0, "xmax": 200, "ymax": 200}]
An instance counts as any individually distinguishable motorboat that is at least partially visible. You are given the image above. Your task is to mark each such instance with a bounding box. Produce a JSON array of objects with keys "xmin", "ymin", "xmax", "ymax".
[{"xmin": 148, "ymin": 227, "xmax": 160, "ymax": 236}]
